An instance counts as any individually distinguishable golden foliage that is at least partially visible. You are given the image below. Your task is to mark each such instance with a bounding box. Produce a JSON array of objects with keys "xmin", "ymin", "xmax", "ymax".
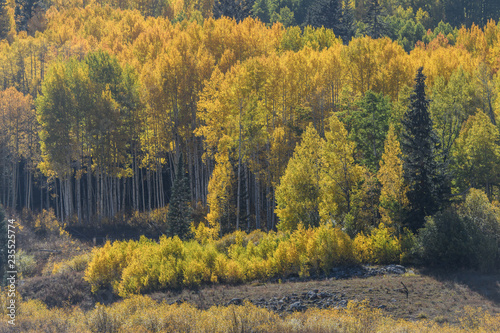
[
  {"xmin": 84, "ymin": 224, "xmax": 413, "ymax": 296},
  {"xmin": 2, "ymin": 293, "xmax": 500, "ymax": 332}
]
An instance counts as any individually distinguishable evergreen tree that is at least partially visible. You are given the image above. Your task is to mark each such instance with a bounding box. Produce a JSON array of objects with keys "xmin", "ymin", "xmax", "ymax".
[
  {"xmin": 166, "ymin": 154, "xmax": 192, "ymax": 239},
  {"xmin": 401, "ymin": 67, "xmax": 449, "ymax": 232},
  {"xmin": 213, "ymin": 0, "xmax": 255, "ymax": 22},
  {"xmin": 306, "ymin": 0, "xmax": 356, "ymax": 44},
  {"xmin": 0, "ymin": 0, "xmax": 10, "ymax": 40},
  {"xmin": 340, "ymin": 0, "xmax": 356, "ymax": 44},
  {"xmin": 365, "ymin": 0, "xmax": 386, "ymax": 39},
  {"xmin": 15, "ymin": 0, "xmax": 42, "ymax": 32},
  {"xmin": 306, "ymin": 0, "xmax": 343, "ymax": 37}
]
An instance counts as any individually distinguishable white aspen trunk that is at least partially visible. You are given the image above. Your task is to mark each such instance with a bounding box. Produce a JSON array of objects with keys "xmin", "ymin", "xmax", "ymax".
[
  {"xmin": 141, "ymin": 168, "xmax": 146, "ymax": 212},
  {"xmin": 246, "ymin": 165, "xmax": 250, "ymax": 231},
  {"xmin": 77, "ymin": 172, "xmax": 81, "ymax": 225},
  {"xmin": 255, "ymin": 172, "xmax": 260, "ymax": 230},
  {"xmin": 147, "ymin": 168, "xmax": 152, "ymax": 212},
  {"xmin": 87, "ymin": 159, "xmax": 92, "ymax": 223}
]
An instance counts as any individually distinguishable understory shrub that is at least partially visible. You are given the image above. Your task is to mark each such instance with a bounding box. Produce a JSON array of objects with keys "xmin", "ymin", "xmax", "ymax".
[
  {"xmin": 85, "ymin": 223, "xmax": 408, "ymax": 296},
  {"xmin": 354, "ymin": 223, "xmax": 401, "ymax": 264},
  {"xmin": 418, "ymin": 189, "xmax": 500, "ymax": 271}
]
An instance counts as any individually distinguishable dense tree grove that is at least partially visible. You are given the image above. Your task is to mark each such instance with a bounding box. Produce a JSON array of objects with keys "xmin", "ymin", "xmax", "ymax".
[{"xmin": 0, "ymin": 1, "xmax": 500, "ymax": 249}]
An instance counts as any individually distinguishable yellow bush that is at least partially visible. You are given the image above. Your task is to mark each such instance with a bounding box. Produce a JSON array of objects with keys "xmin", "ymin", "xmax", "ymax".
[
  {"xmin": 84, "ymin": 240, "xmax": 139, "ymax": 293},
  {"xmin": 2, "ymin": 294, "xmax": 500, "ymax": 332},
  {"xmin": 354, "ymin": 223, "xmax": 401, "ymax": 264},
  {"xmin": 52, "ymin": 253, "xmax": 92, "ymax": 275},
  {"xmin": 33, "ymin": 209, "xmax": 65, "ymax": 235},
  {"xmin": 306, "ymin": 224, "xmax": 357, "ymax": 273},
  {"xmin": 85, "ymin": 224, "xmax": 404, "ymax": 296}
]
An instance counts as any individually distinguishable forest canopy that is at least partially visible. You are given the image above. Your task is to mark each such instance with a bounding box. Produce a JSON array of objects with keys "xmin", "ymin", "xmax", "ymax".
[{"xmin": 1, "ymin": 0, "xmax": 500, "ymax": 264}]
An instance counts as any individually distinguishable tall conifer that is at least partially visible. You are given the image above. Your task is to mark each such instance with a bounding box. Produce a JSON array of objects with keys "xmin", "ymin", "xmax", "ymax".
[
  {"xmin": 365, "ymin": 0, "xmax": 386, "ymax": 39},
  {"xmin": 0, "ymin": 0, "xmax": 9, "ymax": 40},
  {"xmin": 166, "ymin": 154, "xmax": 192, "ymax": 239},
  {"xmin": 401, "ymin": 67, "xmax": 449, "ymax": 231}
]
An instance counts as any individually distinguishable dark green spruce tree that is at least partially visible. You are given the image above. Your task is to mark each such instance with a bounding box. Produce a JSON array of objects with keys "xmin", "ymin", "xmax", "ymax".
[
  {"xmin": 365, "ymin": 0, "xmax": 386, "ymax": 39},
  {"xmin": 166, "ymin": 154, "xmax": 192, "ymax": 240},
  {"xmin": 213, "ymin": 0, "xmax": 255, "ymax": 21},
  {"xmin": 401, "ymin": 67, "xmax": 449, "ymax": 232},
  {"xmin": 0, "ymin": 0, "xmax": 10, "ymax": 40},
  {"xmin": 15, "ymin": 0, "xmax": 42, "ymax": 32},
  {"xmin": 306, "ymin": 0, "xmax": 356, "ymax": 44}
]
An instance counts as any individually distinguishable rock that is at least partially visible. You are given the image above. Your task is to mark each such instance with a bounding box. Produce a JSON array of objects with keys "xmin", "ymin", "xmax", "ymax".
[
  {"xmin": 319, "ymin": 291, "xmax": 330, "ymax": 299},
  {"xmin": 289, "ymin": 301, "xmax": 304, "ymax": 312},
  {"xmin": 338, "ymin": 300, "xmax": 348, "ymax": 308},
  {"xmin": 378, "ymin": 305, "xmax": 386, "ymax": 309},
  {"xmin": 227, "ymin": 298, "xmax": 243, "ymax": 306},
  {"xmin": 386, "ymin": 264, "xmax": 406, "ymax": 275},
  {"xmin": 307, "ymin": 290, "xmax": 319, "ymax": 300}
]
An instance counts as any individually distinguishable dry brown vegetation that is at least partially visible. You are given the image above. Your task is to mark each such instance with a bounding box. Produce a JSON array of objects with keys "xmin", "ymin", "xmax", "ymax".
[{"xmin": 6, "ymin": 213, "xmax": 500, "ymax": 332}]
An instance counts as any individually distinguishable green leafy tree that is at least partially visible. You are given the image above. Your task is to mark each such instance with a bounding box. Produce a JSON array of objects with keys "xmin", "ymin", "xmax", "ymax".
[
  {"xmin": 276, "ymin": 124, "xmax": 323, "ymax": 231},
  {"xmin": 430, "ymin": 68, "xmax": 480, "ymax": 163},
  {"xmin": 167, "ymin": 154, "xmax": 193, "ymax": 239},
  {"xmin": 321, "ymin": 115, "xmax": 366, "ymax": 235},
  {"xmin": 378, "ymin": 124, "xmax": 408, "ymax": 229},
  {"xmin": 419, "ymin": 189, "xmax": 500, "ymax": 271},
  {"xmin": 452, "ymin": 111, "xmax": 500, "ymax": 198},
  {"xmin": 401, "ymin": 67, "xmax": 449, "ymax": 232},
  {"xmin": 346, "ymin": 90, "xmax": 391, "ymax": 172}
]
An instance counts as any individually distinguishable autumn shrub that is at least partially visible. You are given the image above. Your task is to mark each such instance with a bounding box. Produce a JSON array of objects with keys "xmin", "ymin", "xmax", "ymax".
[
  {"xmin": 16, "ymin": 249, "xmax": 37, "ymax": 278},
  {"xmin": 52, "ymin": 252, "xmax": 92, "ymax": 275},
  {"xmin": 354, "ymin": 223, "xmax": 401, "ymax": 264},
  {"xmin": 86, "ymin": 224, "xmax": 409, "ymax": 296},
  {"xmin": 305, "ymin": 224, "xmax": 357, "ymax": 274},
  {"xmin": 85, "ymin": 239, "xmax": 139, "ymax": 293},
  {"xmin": 419, "ymin": 189, "xmax": 500, "ymax": 271},
  {"xmin": 4, "ymin": 295, "xmax": 500, "ymax": 332},
  {"xmin": 32, "ymin": 208, "xmax": 63, "ymax": 235}
]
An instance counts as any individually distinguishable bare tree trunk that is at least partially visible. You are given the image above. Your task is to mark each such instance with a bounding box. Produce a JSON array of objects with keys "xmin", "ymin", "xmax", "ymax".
[
  {"xmin": 87, "ymin": 159, "xmax": 92, "ymax": 224},
  {"xmin": 246, "ymin": 165, "xmax": 250, "ymax": 231},
  {"xmin": 147, "ymin": 168, "xmax": 152, "ymax": 212},
  {"xmin": 255, "ymin": 172, "xmax": 260, "ymax": 230},
  {"xmin": 77, "ymin": 173, "xmax": 81, "ymax": 225},
  {"xmin": 141, "ymin": 168, "xmax": 146, "ymax": 212}
]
